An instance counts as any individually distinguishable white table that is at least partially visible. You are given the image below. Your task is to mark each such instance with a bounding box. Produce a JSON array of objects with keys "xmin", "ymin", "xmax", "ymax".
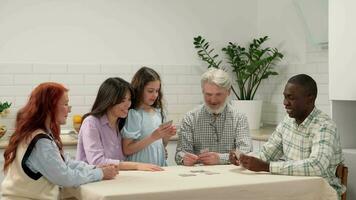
[{"xmin": 62, "ymin": 165, "xmax": 337, "ymax": 200}]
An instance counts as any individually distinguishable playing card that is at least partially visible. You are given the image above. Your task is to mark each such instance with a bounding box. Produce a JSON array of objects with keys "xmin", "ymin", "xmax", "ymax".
[
  {"xmin": 204, "ymin": 171, "xmax": 220, "ymax": 175},
  {"xmin": 179, "ymin": 173, "xmax": 197, "ymax": 177},
  {"xmin": 234, "ymin": 150, "xmax": 242, "ymax": 160},
  {"xmin": 200, "ymin": 148, "xmax": 209, "ymax": 154},
  {"xmin": 190, "ymin": 170, "xmax": 206, "ymax": 173}
]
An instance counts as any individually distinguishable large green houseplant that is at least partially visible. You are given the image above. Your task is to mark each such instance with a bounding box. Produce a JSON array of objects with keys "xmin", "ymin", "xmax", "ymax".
[{"xmin": 193, "ymin": 35, "xmax": 283, "ymax": 100}]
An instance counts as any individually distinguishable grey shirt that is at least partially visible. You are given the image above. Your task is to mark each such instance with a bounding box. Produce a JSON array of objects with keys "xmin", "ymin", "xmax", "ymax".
[{"xmin": 175, "ymin": 103, "xmax": 252, "ymax": 165}]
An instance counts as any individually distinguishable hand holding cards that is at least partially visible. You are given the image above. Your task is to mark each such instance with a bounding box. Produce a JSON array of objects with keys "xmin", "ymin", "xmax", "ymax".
[
  {"xmin": 198, "ymin": 149, "xmax": 220, "ymax": 165},
  {"xmin": 159, "ymin": 120, "xmax": 173, "ymax": 128},
  {"xmin": 234, "ymin": 150, "xmax": 242, "ymax": 160},
  {"xmin": 152, "ymin": 120, "xmax": 175, "ymax": 140},
  {"xmin": 181, "ymin": 151, "xmax": 199, "ymax": 166},
  {"xmin": 229, "ymin": 150, "xmax": 243, "ymax": 166},
  {"xmin": 199, "ymin": 148, "xmax": 209, "ymax": 154}
]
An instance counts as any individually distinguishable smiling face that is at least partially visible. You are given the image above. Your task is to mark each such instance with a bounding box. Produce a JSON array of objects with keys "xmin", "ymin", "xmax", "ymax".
[
  {"xmin": 109, "ymin": 91, "xmax": 132, "ymax": 118},
  {"xmin": 141, "ymin": 80, "xmax": 160, "ymax": 107},
  {"xmin": 283, "ymin": 82, "xmax": 314, "ymax": 124},
  {"xmin": 202, "ymin": 82, "xmax": 230, "ymax": 114},
  {"xmin": 57, "ymin": 91, "xmax": 71, "ymax": 125}
]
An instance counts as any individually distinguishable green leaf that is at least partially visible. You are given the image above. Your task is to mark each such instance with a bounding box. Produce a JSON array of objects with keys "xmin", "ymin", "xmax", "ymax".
[
  {"xmin": 0, "ymin": 101, "xmax": 12, "ymax": 113},
  {"xmin": 193, "ymin": 35, "xmax": 283, "ymax": 100}
]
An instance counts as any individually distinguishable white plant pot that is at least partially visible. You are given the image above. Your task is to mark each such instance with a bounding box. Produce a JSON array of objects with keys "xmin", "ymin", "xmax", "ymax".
[{"xmin": 232, "ymin": 100, "xmax": 263, "ymax": 130}]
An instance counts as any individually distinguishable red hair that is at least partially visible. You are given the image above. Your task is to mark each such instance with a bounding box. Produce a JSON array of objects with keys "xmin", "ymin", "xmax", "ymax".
[{"xmin": 3, "ymin": 82, "xmax": 68, "ymax": 172}]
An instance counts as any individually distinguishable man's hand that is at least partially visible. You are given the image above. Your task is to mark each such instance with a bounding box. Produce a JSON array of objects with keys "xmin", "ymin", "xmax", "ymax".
[
  {"xmin": 229, "ymin": 150, "xmax": 240, "ymax": 166},
  {"xmin": 99, "ymin": 165, "xmax": 118, "ymax": 180},
  {"xmin": 182, "ymin": 152, "xmax": 199, "ymax": 166},
  {"xmin": 198, "ymin": 152, "xmax": 220, "ymax": 165},
  {"xmin": 239, "ymin": 154, "xmax": 270, "ymax": 172}
]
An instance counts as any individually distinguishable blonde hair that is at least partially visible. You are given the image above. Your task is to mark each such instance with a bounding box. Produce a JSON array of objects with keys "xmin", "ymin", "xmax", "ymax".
[{"xmin": 201, "ymin": 68, "xmax": 232, "ymax": 90}]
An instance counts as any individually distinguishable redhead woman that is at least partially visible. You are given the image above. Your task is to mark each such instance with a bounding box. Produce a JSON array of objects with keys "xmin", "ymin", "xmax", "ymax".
[{"xmin": 1, "ymin": 82, "xmax": 117, "ymax": 200}]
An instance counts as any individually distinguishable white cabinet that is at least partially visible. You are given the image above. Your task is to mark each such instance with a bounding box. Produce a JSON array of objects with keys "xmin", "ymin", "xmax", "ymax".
[
  {"xmin": 330, "ymin": 2, "xmax": 356, "ymax": 199},
  {"xmin": 329, "ymin": 0, "xmax": 356, "ymax": 100},
  {"xmin": 331, "ymin": 101, "xmax": 356, "ymax": 149},
  {"xmin": 166, "ymin": 140, "xmax": 177, "ymax": 166}
]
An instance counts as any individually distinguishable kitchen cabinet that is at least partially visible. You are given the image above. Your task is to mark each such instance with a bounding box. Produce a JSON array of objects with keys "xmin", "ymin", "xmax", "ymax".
[
  {"xmin": 330, "ymin": 1, "xmax": 356, "ymax": 199},
  {"xmin": 166, "ymin": 140, "xmax": 177, "ymax": 166},
  {"xmin": 329, "ymin": 0, "xmax": 356, "ymax": 100}
]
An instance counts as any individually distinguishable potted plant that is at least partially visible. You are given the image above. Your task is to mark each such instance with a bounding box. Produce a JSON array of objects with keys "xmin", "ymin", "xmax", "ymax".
[
  {"xmin": 0, "ymin": 101, "xmax": 11, "ymax": 138},
  {"xmin": 193, "ymin": 36, "xmax": 283, "ymax": 129},
  {"xmin": 0, "ymin": 101, "xmax": 11, "ymax": 117}
]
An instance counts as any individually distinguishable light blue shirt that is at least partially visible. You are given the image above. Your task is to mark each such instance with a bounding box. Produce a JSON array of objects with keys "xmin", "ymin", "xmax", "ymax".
[
  {"xmin": 122, "ymin": 108, "xmax": 167, "ymax": 166},
  {"xmin": 26, "ymin": 136, "xmax": 103, "ymax": 187}
]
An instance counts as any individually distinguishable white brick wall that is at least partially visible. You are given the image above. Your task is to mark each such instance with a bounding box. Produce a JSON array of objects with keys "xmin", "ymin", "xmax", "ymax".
[
  {"xmin": 257, "ymin": 45, "xmax": 329, "ymax": 125},
  {"xmin": 0, "ymin": 48, "xmax": 329, "ymax": 133},
  {"xmin": 0, "ymin": 64, "xmax": 206, "ymax": 133}
]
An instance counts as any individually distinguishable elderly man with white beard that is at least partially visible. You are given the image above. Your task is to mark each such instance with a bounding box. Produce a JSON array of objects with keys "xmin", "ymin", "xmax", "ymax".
[{"xmin": 175, "ymin": 68, "xmax": 252, "ymax": 166}]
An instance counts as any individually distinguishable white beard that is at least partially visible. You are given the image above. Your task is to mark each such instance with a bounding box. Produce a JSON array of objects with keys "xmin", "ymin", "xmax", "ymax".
[{"xmin": 205, "ymin": 101, "xmax": 227, "ymax": 114}]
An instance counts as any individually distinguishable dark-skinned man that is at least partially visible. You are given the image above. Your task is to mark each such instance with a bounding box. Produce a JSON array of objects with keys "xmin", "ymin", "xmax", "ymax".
[{"xmin": 230, "ymin": 74, "xmax": 344, "ymax": 198}]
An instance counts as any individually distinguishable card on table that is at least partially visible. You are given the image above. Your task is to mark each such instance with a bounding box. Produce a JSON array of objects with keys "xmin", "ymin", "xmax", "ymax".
[
  {"xmin": 204, "ymin": 171, "xmax": 220, "ymax": 175},
  {"xmin": 179, "ymin": 173, "xmax": 197, "ymax": 177}
]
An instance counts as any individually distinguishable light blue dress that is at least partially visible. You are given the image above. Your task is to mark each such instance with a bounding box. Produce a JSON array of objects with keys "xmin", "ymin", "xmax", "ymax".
[{"xmin": 122, "ymin": 108, "xmax": 167, "ymax": 166}]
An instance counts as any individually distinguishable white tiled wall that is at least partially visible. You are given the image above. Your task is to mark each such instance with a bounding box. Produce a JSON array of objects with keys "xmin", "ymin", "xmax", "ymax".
[
  {"xmin": 0, "ymin": 47, "xmax": 329, "ymax": 133},
  {"xmin": 257, "ymin": 45, "xmax": 329, "ymax": 124},
  {"xmin": 0, "ymin": 63, "xmax": 206, "ymax": 133}
]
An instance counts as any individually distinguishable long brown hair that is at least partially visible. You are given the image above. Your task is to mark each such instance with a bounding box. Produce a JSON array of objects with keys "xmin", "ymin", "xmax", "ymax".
[
  {"xmin": 82, "ymin": 77, "xmax": 133, "ymax": 131},
  {"xmin": 3, "ymin": 82, "xmax": 67, "ymax": 172},
  {"xmin": 131, "ymin": 67, "xmax": 165, "ymax": 122}
]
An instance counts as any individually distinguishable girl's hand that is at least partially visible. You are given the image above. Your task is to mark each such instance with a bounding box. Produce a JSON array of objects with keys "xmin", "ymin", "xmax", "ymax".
[
  {"xmin": 163, "ymin": 125, "xmax": 177, "ymax": 141},
  {"xmin": 137, "ymin": 163, "xmax": 164, "ymax": 171},
  {"xmin": 97, "ymin": 164, "xmax": 120, "ymax": 172},
  {"xmin": 168, "ymin": 125, "xmax": 177, "ymax": 136},
  {"xmin": 151, "ymin": 125, "xmax": 173, "ymax": 140}
]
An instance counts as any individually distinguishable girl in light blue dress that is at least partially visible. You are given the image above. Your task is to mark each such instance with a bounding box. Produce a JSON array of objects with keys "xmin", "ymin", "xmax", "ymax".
[{"xmin": 122, "ymin": 67, "xmax": 176, "ymax": 166}]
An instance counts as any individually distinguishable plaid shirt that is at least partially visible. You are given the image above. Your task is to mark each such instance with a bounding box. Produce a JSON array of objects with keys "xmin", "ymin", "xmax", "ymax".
[
  {"xmin": 259, "ymin": 107, "xmax": 344, "ymax": 196},
  {"xmin": 175, "ymin": 103, "xmax": 252, "ymax": 165}
]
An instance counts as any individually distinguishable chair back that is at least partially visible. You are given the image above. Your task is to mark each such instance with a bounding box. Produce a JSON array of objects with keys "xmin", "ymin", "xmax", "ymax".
[{"xmin": 336, "ymin": 164, "xmax": 348, "ymax": 200}]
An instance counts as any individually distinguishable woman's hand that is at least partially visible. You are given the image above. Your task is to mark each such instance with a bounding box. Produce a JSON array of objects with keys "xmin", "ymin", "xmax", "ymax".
[
  {"xmin": 99, "ymin": 165, "xmax": 118, "ymax": 180},
  {"xmin": 136, "ymin": 163, "xmax": 164, "ymax": 171}
]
